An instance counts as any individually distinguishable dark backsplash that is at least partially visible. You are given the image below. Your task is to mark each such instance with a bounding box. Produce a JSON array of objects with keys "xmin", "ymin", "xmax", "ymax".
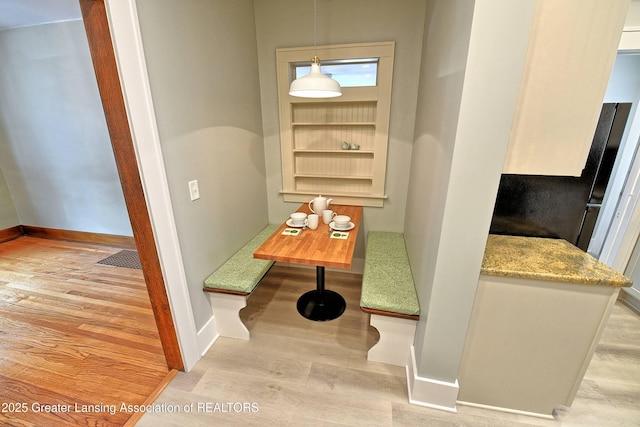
[{"xmin": 490, "ymin": 174, "xmax": 590, "ymax": 243}]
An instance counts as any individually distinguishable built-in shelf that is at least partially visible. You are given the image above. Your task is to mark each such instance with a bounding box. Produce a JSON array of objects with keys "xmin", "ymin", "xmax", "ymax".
[
  {"xmin": 292, "ymin": 122, "xmax": 376, "ymax": 127},
  {"xmin": 279, "ymin": 189, "xmax": 387, "ymax": 208},
  {"xmin": 294, "ymin": 174, "xmax": 373, "ymax": 180},
  {"xmin": 277, "ymin": 42, "xmax": 395, "ymax": 208},
  {"xmin": 280, "ymin": 189, "xmax": 386, "ymax": 199},
  {"xmin": 293, "ymin": 149, "xmax": 375, "ymax": 155},
  {"xmin": 284, "ymin": 99, "xmax": 384, "ymax": 207}
]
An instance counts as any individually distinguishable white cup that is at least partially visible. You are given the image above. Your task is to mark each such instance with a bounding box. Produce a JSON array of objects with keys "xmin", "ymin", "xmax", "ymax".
[
  {"xmin": 290, "ymin": 212, "xmax": 307, "ymax": 226},
  {"xmin": 307, "ymin": 214, "xmax": 319, "ymax": 230},
  {"xmin": 322, "ymin": 209, "xmax": 336, "ymax": 224},
  {"xmin": 333, "ymin": 215, "xmax": 351, "ymax": 229}
]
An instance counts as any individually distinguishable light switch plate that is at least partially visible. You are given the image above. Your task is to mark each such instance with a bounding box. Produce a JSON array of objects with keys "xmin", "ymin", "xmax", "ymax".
[{"xmin": 188, "ymin": 180, "xmax": 200, "ymax": 201}]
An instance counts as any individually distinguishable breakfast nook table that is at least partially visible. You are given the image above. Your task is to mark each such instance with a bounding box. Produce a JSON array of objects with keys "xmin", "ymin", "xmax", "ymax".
[{"xmin": 253, "ymin": 204, "xmax": 362, "ymax": 321}]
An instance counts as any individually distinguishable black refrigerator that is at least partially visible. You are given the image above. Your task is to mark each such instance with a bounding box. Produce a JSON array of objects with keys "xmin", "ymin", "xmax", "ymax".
[{"xmin": 490, "ymin": 103, "xmax": 631, "ymax": 252}]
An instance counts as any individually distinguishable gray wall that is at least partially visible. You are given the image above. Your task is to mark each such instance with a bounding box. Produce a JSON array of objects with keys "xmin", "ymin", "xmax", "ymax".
[
  {"xmin": 0, "ymin": 166, "xmax": 18, "ymax": 229},
  {"xmin": 254, "ymin": 0, "xmax": 427, "ymax": 260},
  {"xmin": 405, "ymin": 0, "xmax": 475, "ymax": 385},
  {"xmin": 0, "ymin": 20, "xmax": 132, "ymax": 235},
  {"xmin": 405, "ymin": 0, "xmax": 535, "ymax": 383},
  {"xmin": 135, "ymin": 0, "xmax": 269, "ymax": 330},
  {"xmin": 130, "ymin": 0, "xmax": 535, "ymax": 393}
]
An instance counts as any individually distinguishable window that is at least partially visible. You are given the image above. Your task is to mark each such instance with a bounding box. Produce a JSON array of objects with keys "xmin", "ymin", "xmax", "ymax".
[
  {"xmin": 276, "ymin": 42, "xmax": 395, "ymax": 207},
  {"xmin": 292, "ymin": 58, "xmax": 379, "ymax": 87}
]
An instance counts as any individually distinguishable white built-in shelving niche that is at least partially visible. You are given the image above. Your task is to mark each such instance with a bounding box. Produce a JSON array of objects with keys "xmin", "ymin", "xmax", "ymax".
[{"xmin": 276, "ymin": 42, "xmax": 395, "ymax": 207}]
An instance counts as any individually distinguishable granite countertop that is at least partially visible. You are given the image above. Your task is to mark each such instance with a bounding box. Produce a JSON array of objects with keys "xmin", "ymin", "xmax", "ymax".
[{"xmin": 481, "ymin": 234, "xmax": 632, "ymax": 287}]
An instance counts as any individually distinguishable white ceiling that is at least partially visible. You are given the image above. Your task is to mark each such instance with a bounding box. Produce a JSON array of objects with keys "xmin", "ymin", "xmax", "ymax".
[{"xmin": 0, "ymin": 0, "xmax": 82, "ymax": 31}]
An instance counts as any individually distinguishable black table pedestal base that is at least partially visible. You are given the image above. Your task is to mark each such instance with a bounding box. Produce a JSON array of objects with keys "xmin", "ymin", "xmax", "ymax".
[
  {"xmin": 296, "ymin": 266, "xmax": 346, "ymax": 321},
  {"xmin": 297, "ymin": 289, "xmax": 346, "ymax": 321}
]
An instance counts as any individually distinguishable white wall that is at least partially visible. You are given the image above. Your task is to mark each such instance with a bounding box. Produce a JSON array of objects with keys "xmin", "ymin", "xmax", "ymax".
[
  {"xmin": 0, "ymin": 21, "xmax": 131, "ymax": 235},
  {"xmin": 626, "ymin": 0, "xmax": 640, "ymax": 26},
  {"xmin": 606, "ymin": 55, "xmax": 640, "ymax": 101},
  {"xmin": 254, "ymin": 0, "xmax": 427, "ymax": 260},
  {"xmin": 404, "ymin": 0, "xmax": 535, "ymax": 406},
  {"xmin": 601, "ymin": 54, "xmax": 640, "ymax": 302},
  {"xmin": 591, "ymin": 55, "xmax": 640, "ymax": 257},
  {"xmin": 135, "ymin": 0, "xmax": 268, "ymax": 331}
]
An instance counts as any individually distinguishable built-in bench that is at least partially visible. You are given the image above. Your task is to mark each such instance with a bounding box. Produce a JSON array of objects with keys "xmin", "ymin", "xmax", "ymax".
[
  {"xmin": 203, "ymin": 223, "xmax": 279, "ymax": 340},
  {"xmin": 360, "ymin": 231, "xmax": 420, "ymax": 367}
]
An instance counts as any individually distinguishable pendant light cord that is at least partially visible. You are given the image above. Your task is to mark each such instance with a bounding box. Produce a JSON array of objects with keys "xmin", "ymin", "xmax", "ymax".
[{"xmin": 313, "ymin": 0, "xmax": 317, "ymax": 58}]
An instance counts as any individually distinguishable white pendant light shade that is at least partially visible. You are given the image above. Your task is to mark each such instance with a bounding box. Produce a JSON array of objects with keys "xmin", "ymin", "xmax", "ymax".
[{"xmin": 289, "ymin": 57, "xmax": 342, "ymax": 98}]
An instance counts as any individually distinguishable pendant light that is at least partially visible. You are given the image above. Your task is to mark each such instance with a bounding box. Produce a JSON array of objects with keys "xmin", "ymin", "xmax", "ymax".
[{"xmin": 289, "ymin": 0, "xmax": 342, "ymax": 98}]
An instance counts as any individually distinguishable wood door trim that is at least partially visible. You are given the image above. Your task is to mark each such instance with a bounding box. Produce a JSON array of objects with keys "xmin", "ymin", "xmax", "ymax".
[{"xmin": 79, "ymin": 0, "xmax": 184, "ymax": 370}]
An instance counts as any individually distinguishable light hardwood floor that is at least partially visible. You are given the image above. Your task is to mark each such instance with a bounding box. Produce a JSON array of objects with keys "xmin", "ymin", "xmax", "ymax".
[
  {"xmin": 0, "ymin": 237, "xmax": 170, "ymax": 426},
  {"xmin": 138, "ymin": 265, "xmax": 640, "ymax": 427}
]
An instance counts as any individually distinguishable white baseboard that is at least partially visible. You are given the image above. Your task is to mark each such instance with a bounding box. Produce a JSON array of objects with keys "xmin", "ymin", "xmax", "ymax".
[
  {"xmin": 455, "ymin": 400, "xmax": 554, "ymax": 420},
  {"xmin": 196, "ymin": 314, "xmax": 219, "ymax": 357},
  {"xmin": 405, "ymin": 346, "xmax": 459, "ymax": 413},
  {"xmin": 620, "ymin": 287, "xmax": 640, "ymax": 313}
]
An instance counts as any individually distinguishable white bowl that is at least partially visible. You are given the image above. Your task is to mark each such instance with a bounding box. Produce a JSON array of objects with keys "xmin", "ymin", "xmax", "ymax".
[
  {"xmin": 290, "ymin": 212, "xmax": 307, "ymax": 225},
  {"xmin": 333, "ymin": 215, "xmax": 350, "ymax": 228}
]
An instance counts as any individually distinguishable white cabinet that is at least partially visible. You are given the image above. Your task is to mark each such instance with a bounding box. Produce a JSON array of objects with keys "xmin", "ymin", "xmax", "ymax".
[
  {"xmin": 458, "ymin": 274, "xmax": 621, "ymax": 417},
  {"xmin": 503, "ymin": 0, "xmax": 630, "ymax": 176},
  {"xmin": 458, "ymin": 235, "xmax": 631, "ymax": 417}
]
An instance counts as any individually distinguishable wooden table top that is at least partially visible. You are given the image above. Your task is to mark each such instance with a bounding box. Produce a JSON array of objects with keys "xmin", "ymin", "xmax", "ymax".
[{"xmin": 253, "ymin": 204, "xmax": 363, "ymax": 269}]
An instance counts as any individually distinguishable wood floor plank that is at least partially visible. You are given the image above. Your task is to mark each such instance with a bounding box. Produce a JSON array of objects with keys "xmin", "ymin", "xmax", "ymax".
[
  {"xmin": 137, "ymin": 264, "xmax": 640, "ymax": 427},
  {"xmin": 6, "ymin": 280, "xmax": 155, "ymax": 318},
  {"xmin": 8, "ymin": 271, "xmax": 149, "ymax": 300},
  {"xmin": 0, "ymin": 375, "xmax": 125, "ymax": 427},
  {"xmin": 1, "ymin": 357, "xmax": 147, "ymax": 406},
  {"xmin": 0, "ymin": 297, "xmax": 162, "ymax": 353},
  {"xmin": 0, "ymin": 237, "xmax": 169, "ymax": 426}
]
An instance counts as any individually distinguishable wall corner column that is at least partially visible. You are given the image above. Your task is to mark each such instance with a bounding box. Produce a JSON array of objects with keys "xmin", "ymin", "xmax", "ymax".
[{"xmin": 405, "ymin": 0, "xmax": 537, "ymax": 410}]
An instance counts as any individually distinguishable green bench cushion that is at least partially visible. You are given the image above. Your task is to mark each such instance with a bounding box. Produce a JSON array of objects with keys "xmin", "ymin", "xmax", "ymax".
[
  {"xmin": 361, "ymin": 231, "xmax": 420, "ymax": 316},
  {"xmin": 203, "ymin": 224, "xmax": 279, "ymax": 294}
]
